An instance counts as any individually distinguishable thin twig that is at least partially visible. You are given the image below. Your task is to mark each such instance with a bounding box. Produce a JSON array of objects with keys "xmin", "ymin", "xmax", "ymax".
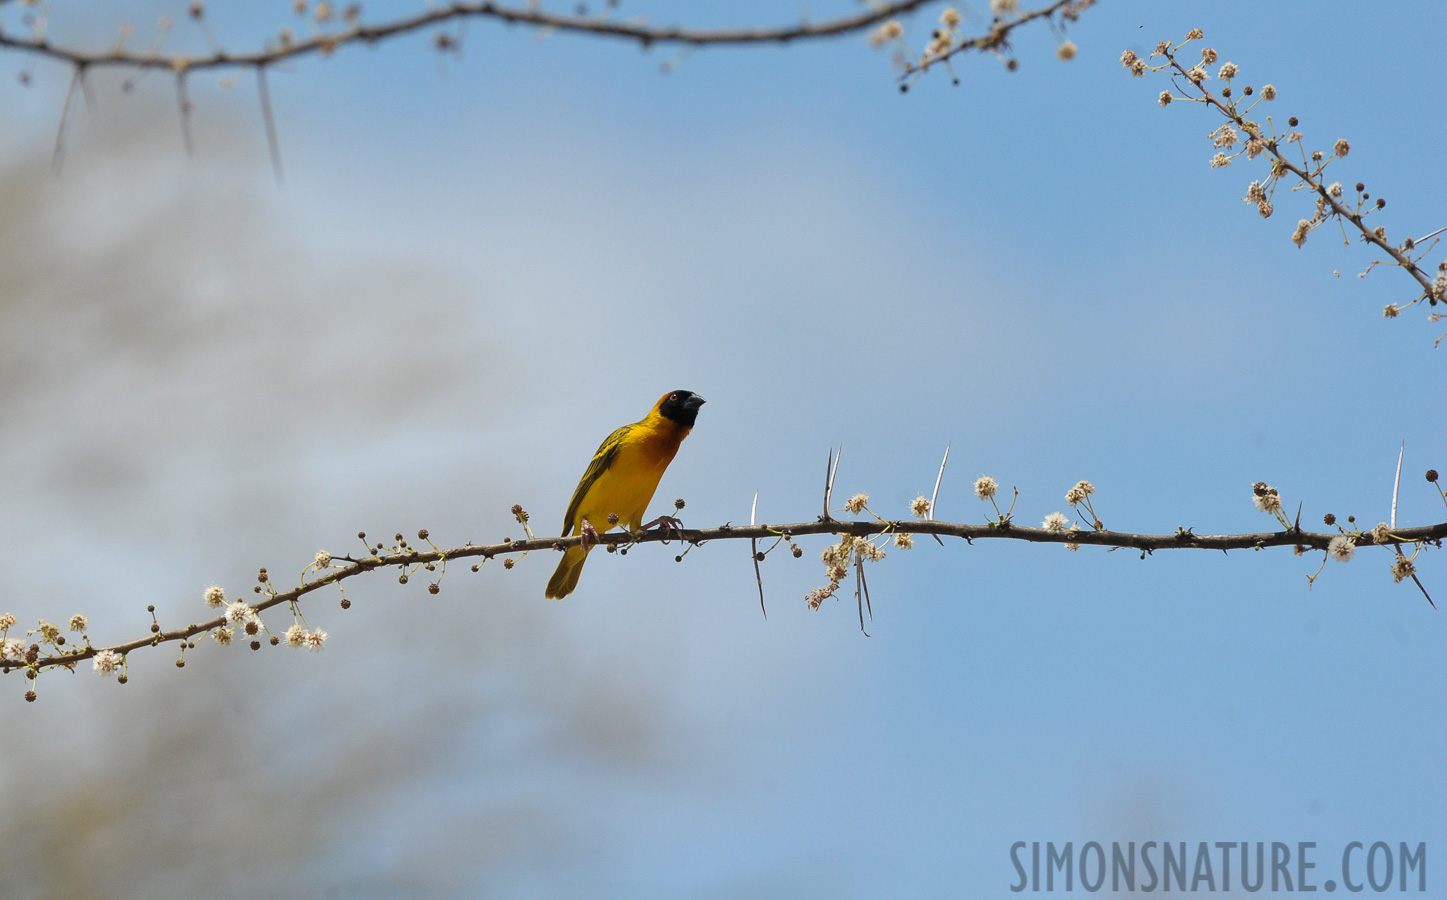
[
  {"xmin": 175, "ymin": 71, "xmax": 193, "ymax": 157},
  {"xmin": 256, "ymin": 65, "xmax": 284, "ymax": 183},
  {"xmin": 1414, "ymin": 225, "xmax": 1447, "ymax": 245},
  {"xmin": 1408, "ymin": 572, "xmax": 1435, "ymax": 609},
  {"xmin": 827, "ymin": 444, "xmax": 842, "ymax": 512},
  {"xmin": 1388, "ymin": 442, "xmax": 1434, "ymax": 607},
  {"xmin": 928, "ymin": 442, "xmax": 950, "ymax": 546},
  {"xmin": 1392, "ymin": 441, "xmax": 1404, "ymax": 530},
  {"xmin": 929, "ymin": 443, "xmax": 950, "ymax": 521},
  {"xmin": 855, "ymin": 559, "xmax": 870, "ymax": 637},
  {"xmin": 751, "ymin": 490, "xmax": 766, "ymax": 619},
  {"xmin": 827, "ymin": 448, "xmax": 839, "ymax": 520},
  {"xmin": 858, "ymin": 558, "xmax": 872, "ymax": 632},
  {"xmin": 51, "ymin": 65, "xmax": 80, "ymax": 173},
  {"xmin": 78, "ymin": 66, "xmax": 96, "ymax": 110}
]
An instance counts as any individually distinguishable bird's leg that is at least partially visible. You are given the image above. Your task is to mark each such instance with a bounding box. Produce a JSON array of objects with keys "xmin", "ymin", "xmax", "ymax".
[
  {"xmin": 579, "ymin": 518, "xmax": 602, "ymax": 551},
  {"xmin": 637, "ymin": 515, "xmax": 685, "ymax": 543}
]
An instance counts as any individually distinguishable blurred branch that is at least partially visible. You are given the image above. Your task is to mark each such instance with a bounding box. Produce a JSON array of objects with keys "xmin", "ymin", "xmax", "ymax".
[
  {"xmin": 899, "ymin": 0, "xmax": 1092, "ymax": 85},
  {"xmin": 6, "ymin": 508, "xmax": 1443, "ymax": 687},
  {"xmin": 0, "ymin": 1, "xmax": 964, "ymax": 73},
  {"xmin": 7, "ymin": 0, "xmax": 1089, "ymax": 173}
]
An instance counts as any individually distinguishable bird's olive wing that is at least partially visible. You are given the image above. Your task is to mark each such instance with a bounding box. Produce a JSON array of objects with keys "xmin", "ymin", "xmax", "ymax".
[{"xmin": 561, "ymin": 422, "xmax": 632, "ymax": 536}]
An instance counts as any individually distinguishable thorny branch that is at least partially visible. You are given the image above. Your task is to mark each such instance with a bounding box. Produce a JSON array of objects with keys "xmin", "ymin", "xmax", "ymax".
[{"xmin": 5, "ymin": 502, "xmax": 1444, "ymax": 690}]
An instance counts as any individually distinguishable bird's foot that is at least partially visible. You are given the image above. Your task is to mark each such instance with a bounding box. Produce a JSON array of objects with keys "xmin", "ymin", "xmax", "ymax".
[
  {"xmin": 579, "ymin": 518, "xmax": 602, "ymax": 551},
  {"xmin": 638, "ymin": 515, "xmax": 685, "ymax": 543}
]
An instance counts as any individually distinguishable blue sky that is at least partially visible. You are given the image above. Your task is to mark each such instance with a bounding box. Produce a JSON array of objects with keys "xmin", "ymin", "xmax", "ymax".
[{"xmin": 1, "ymin": 1, "xmax": 1444, "ymax": 896}]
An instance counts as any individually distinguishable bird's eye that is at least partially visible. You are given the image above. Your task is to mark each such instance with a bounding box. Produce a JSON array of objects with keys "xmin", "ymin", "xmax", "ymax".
[{"xmin": 669, "ymin": 392, "xmax": 678, "ymax": 401}]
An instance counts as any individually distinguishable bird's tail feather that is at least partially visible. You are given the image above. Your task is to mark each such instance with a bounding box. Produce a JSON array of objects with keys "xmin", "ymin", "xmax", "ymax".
[{"xmin": 545, "ymin": 545, "xmax": 589, "ymax": 599}]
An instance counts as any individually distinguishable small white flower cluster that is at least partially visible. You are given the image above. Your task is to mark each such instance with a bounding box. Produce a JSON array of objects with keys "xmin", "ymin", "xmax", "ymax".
[
  {"xmin": 868, "ymin": 19, "xmax": 903, "ymax": 48},
  {"xmin": 808, "ymin": 535, "xmax": 886, "ymax": 609},
  {"xmin": 823, "ymin": 534, "xmax": 883, "ymax": 567},
  {"xmin": 857, "ymin": 540, "xmax": 886, "ymax": 564},
  {"xmin": 1391, "ymin": 556, "xmax": 1417, "ymax": 583},
  {"xmin": 1327, "ymin": 535, "xmax": 1355, "ymax": 563},
  {"xmin": 804, "ymin": 585, "xmax": 835, "ymax": 610},
  {"xmin": 68, "ymin": 614, "xmax": 88, "ymax": 633},
  {"xmin": 224, "ymin": 601, "xmax": 265, "ymax": 641},
  {"xmin": 204, "ymin": 584, "xmax": 328, "ymax": 651},
  {"xmin": 910, "ymin": 496, "xmax": 932, "ymax": 518},
  {"xmin": 923, "ymin": 17, "xmax": 955, "ymax": 60},
  {"xmin": 1042, "ymin": 511, "xmax": 1071, "ymax": 532},
  {"xmin": 1292, "ymin": 218, "xmax": 1312, "ymax": 247},
  {"xmin": 1, "ymin": 638, "xmax": 26, "ymax": 663},
  {"xmin": 1061, "ymin": 480, "xmax": 1101, "ymax": 532},
  {"xmin": 283, "ymin": 623, "xmax": 328, "ymax": 652},
  {"xmin": 1120, "ymin": 49, "xmax": 1146, "ymax": 78},
  {"xmin": 1064, "ymin": 480, "xmax": 1095, "ymax": 505},
  {"xmin": 974, "ymin": 476, "xmax": 999, "ymax": 500},
  {"xmin": 1251, "ymin": 482, "xmax": 1283, "ymax": 514},
  {"xmin": 2, "ymin": 613, "xmax": 33, "ymax": 666},
  {"xmin": 92, "ymin": 649, "xmax": 120, "ymax": 678},
  {"xmin": 844, "ymin": 493, "xmax": 869, "ymax": 515}
]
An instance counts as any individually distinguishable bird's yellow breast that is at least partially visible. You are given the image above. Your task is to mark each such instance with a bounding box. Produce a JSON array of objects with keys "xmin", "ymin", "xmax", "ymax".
[{"xmin": 571, "ymin": 416, "xmax": 689, "ymax": 534}]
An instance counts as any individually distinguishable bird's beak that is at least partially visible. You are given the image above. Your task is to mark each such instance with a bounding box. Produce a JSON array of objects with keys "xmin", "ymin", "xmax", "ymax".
[{"xmin": 684, "ymin": 394, "xmax": 706, "ymax": 410}]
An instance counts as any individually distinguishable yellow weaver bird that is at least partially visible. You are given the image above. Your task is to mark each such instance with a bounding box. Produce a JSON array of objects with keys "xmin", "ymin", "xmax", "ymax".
[{"xmin": 545, "ymin": 390, "xmax": 706, "ymax": 599}]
